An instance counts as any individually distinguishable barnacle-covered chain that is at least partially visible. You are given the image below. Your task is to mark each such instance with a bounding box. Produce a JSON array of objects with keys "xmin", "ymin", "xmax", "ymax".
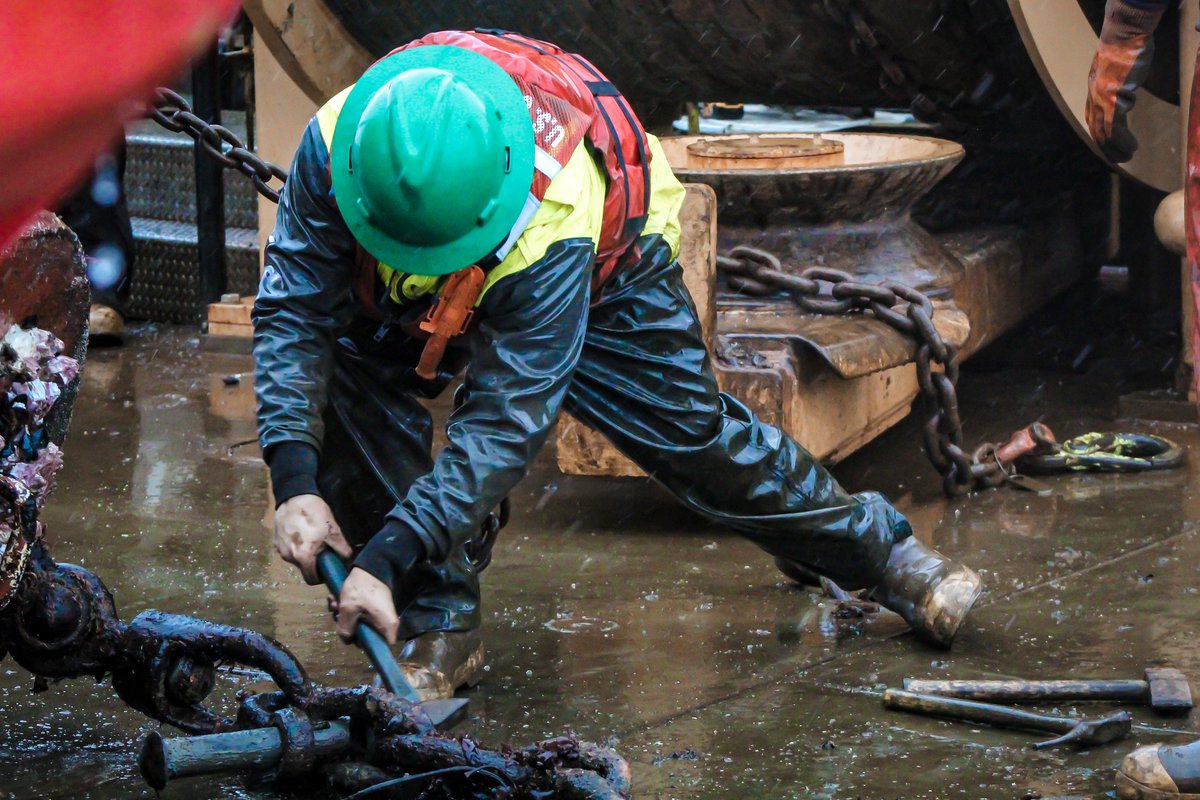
[{"xmin": 716, "ymin": 245, "xmax": 1018, "ymax": 497}]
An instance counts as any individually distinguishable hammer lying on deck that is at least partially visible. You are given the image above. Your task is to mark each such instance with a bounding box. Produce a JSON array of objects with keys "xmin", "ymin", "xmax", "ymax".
[
  {"xmin": 884, "ymin": 689, "xmax": 1133, "ymax": 750},
  {"xmin": 904, "ymin": 668, "xmax": 1193, "ymax": 715}
]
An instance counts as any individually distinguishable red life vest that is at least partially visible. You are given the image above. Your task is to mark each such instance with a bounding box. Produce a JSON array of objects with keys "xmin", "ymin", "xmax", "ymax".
[{"xmin": 385, "ymin": 29, "xmax": 653, "ymax": 292}]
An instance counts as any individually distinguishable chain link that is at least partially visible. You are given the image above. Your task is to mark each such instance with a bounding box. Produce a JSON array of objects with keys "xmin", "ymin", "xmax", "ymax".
[
  {"xmin": 150, "ymin": 88, "xmax": 289, "ymax": 203},
  {"xmin": 717, "ymin": 245, "xmax": 1035, "ymax": 497}
]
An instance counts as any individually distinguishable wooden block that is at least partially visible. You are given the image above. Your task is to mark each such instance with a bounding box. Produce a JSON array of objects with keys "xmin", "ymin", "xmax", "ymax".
[
  {"xmin": 207, "ymin": 320, "xmax": 254, "ymax": 338},
  {"xmin": 555, "ymin": 414, "xmax": 644, "ymax": 478},
  {"xmin": 679, "ymin": 183, "xmax": 718, "ymax": 348},
  {"xmin": 208, "ymin": 372, "xmax": 257, "ymax": 421},
  {"xmin": 208, "ymin": 304, "xmax": 251, "ymax": 325},
  {"xmin": 207, "ymin": 296, "xmax": 254, "ymax": 339}
]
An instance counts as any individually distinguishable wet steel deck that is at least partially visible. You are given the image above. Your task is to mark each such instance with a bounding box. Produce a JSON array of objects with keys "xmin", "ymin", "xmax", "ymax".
[{"xmin": 1, "ymin": 324, "xmax": 1197, "ymax": 798}]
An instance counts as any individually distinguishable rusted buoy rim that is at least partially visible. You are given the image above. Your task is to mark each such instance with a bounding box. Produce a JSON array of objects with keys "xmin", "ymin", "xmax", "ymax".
[{"xmin": 664, "ymin": 133, "xmax": 965, "ymax": 177}]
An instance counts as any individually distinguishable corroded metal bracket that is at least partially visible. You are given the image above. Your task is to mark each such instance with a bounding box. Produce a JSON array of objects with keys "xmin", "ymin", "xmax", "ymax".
[{"xmin": 0, "ymin": 533, "xmax": 631, "ymax": 797}]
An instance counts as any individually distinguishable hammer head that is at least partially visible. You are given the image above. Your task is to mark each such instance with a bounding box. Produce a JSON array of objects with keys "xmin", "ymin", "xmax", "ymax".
[
  {"xmin": 1032, "ymin": 711, "xmax": 1132, "ymax": 750},
  {"xmin": 1145, "ymin": 668, "xmax": 1193, "ymax": 713},
  {"xmin": 417, "ymin": 697, "xmax": 470, "ymax": 731}
]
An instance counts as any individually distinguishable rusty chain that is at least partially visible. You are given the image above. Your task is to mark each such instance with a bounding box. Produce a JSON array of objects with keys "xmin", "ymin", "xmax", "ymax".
[
  {"xmin": 716, "ymin": 245, "xmax": 1045, "ymax": 497},
  {"xmin": 150, "ymin": 88, "xmax": 288, "ymax": 203}
]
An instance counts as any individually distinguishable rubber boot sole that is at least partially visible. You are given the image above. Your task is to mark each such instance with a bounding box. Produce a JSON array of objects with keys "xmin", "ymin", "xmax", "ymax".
[
  {"xmin": 916, "ymin": 566, "xmax": 982, "ymax": 648},
  {"xmin": 1117, "ymin": 771, "xmax": 1199, "ymax": 799}
]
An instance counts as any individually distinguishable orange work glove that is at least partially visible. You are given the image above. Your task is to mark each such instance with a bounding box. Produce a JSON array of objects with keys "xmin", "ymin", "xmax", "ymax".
[{"xmin": 1085, "ymin": 0, "xmax": 1169, "ymax": 163}]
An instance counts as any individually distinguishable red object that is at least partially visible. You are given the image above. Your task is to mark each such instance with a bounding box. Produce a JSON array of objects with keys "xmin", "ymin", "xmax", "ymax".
[
  {"xmin": 1188, "ymin": 46, "xmax": 1200, "ymax": 400},
  {"xmin": 0, "ymin": 0, "xmax": 239, "ymax": 249},
  {"xmin": 391, "ymin": 30, "xmax": 653, "ymax": 293}
]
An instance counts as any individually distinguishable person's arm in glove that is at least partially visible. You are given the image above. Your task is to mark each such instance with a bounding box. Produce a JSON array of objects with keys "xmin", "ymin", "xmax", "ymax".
[
  {"xmin": 253, "ymin": 119, "xmax": 357, "ymax": 585},
  {"xmin": 1086, "ymin": 0, "xmax": 1171, "ymax": 163}
]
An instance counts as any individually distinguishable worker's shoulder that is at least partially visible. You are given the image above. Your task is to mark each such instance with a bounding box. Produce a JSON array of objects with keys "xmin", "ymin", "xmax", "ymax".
[
  {"xmin": 315, "ymin": 86, "xmax": 355, "ymax": 153},
  {"xmin": 645, "ymin": 134, "xmax": 679, "ymax": 181}
]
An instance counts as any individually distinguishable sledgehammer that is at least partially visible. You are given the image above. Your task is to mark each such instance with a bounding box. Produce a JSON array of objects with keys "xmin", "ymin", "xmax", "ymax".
[
  {"xmin": 317, "ymin": 551, "xmax": 469, "ymax": 729},
  {"xmin": 883, "ymin": 689, "xmax": 1132, "ymax": 749},
  {"xmin": 317, "ymin": 550, "xmax": 423, "ymax": 702},
  {"xmin": 904, "ymin": 668, "xmax": 1193, "ymax": 715}
]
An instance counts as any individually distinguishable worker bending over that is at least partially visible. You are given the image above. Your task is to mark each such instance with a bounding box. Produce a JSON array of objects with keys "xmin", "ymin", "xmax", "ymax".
[{"xmin": 254, "ymin": 29, "xmax": 982, "ymax": 703}]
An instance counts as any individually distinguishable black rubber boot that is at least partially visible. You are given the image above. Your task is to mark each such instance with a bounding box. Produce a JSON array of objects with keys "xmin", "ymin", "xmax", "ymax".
[
  {"xmin": 1118, "ymin": 740, "xmax": 1200, "ymax": 799},
  {"xmin": 868, "ymin": 537, "xmax": 981, "ymax": 648}
]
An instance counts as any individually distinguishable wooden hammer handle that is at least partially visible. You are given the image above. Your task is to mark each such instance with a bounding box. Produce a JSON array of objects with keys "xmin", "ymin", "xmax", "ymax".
[
  {"xmin": 884, "ymin": 689, "xmax": 1075, "ymax": 733},
  {"xmin": 903, "ymin": 678, "xmax": 1147, "ymax": 703}
]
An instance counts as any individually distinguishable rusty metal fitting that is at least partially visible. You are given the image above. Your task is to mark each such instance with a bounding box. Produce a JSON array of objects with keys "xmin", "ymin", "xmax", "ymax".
[
  {"xmin": 268, "ymin": 706, "xmax": 318, "ymax": 780},
  {"xmin": 163, "ymin": 655, "xmax": 217, "ymax": 708},
  {"xmin": 992, "ymin": 424, "xmax": 1056, "ymax": 466},
  {"xmin": 9, "ymin": 569, "xmax": 94, "ymax": 654},
  {"xmin": 1029, "ymin": 422, "xmax": 1058, "ymax": 449}
]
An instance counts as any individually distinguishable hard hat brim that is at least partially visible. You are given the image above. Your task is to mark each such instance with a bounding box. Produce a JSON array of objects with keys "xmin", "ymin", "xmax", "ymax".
[{"xmin": 330, "ymin": 45, "xmax": 535, "ymax": 276}]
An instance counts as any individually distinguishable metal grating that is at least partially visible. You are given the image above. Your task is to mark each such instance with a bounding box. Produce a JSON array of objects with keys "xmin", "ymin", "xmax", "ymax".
[
  {"xmin": 127, "ymin": 218, "xmax": 258, "ymax": 324},
  {"xmin": 125, "ymin": 135, "xmax": 259, "ymax": 229},
  {"xmin": 124, "ymin": 111, "xmax": 263, "ymax": 324}
]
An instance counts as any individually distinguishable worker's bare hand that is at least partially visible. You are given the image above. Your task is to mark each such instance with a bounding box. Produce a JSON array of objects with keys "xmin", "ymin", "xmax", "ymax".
[
  {"xmin": 273, "ymin": 494, "xmax": 352, "ymax": 585},
  {"xmin": 331, "ymin": 567, "xmax": 400, "ymax": 645}
]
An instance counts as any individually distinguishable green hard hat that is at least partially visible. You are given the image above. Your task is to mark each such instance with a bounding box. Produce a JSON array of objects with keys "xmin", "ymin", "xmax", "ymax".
[{"xmin": 330, "ymin": 46, "xmax": 535, "ymax": 276}]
